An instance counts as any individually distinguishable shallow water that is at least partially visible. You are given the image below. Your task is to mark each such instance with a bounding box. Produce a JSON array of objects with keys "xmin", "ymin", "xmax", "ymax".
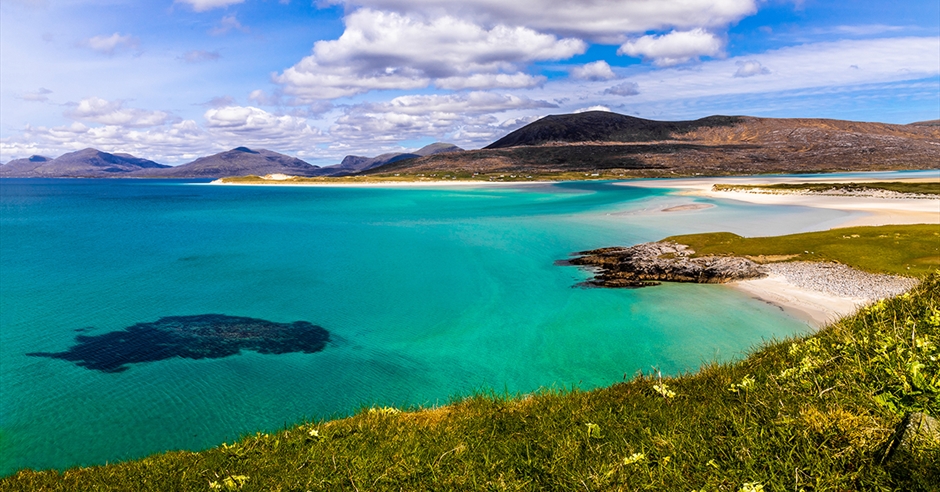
[{"xmin": 0, "ymin": 172, "xmax": 926, "ymax": 474}]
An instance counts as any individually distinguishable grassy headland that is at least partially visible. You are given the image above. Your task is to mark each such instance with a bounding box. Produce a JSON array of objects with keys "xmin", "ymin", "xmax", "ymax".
[
  {"xmin": 666, "ymin": 224, "xmax": 940, "ymax": 276},
  {"xmin": 3, "ymin": 225, "xmax": 938, "ymax": 491},
  {"xmin": 712, "ymin": 181, "xmax": 940, "ymax": 196}
]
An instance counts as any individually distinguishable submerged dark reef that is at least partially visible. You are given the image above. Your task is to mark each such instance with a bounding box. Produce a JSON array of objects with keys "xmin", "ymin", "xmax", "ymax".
[{"xmin": 27, "ymin": 314, "xmax": 330, "ymax": 373}]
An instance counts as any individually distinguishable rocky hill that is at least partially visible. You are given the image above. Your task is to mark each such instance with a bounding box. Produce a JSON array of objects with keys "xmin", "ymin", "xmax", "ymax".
[
  {"xmin": 485, "ymin": 112, "xmax": 740, "ymax": 148},
  {"xmin": 136, "ymin": 147, "xmax": 320, "ymax": 178},
  {"xmin": 0, "ymin": 149, "xmax": 168, "ymax": 177},
  {"xmin": 368, "ymin": 113, "xmax": 940, "ymax": 177}
]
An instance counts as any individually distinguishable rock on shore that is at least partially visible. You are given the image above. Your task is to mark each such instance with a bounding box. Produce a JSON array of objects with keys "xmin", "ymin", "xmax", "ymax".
[{"xmin": 566, "ymin": 241, "xmax": 766, "ymax": 288}]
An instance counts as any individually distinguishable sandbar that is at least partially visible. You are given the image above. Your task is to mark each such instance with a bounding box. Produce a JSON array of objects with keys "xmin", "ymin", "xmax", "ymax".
[{"xmin": 623, "ymin": 173, "xmax": 939, "ymax": 227}]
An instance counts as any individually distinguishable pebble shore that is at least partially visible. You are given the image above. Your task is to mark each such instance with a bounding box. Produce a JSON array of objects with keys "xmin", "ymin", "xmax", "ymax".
[{"xmin": 762, "ymin": 261, "xmax": 918, "ymax": 302}]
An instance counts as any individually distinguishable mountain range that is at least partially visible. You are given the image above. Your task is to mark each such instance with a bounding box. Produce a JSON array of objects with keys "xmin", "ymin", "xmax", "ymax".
[
  {"xmin": 372, "ymin": 112, "xmax": 940, "ymax": 176},
  {"xmin": 0, "ymin": 149, "xmax": 169, "ymax": 177},
  {"xmin": 2, "ymin": 112, "xmax": 938, "ymax": 178},
  {"xmin": 0, "ymin": 143, "xmax": 461, "ymax": 179}
]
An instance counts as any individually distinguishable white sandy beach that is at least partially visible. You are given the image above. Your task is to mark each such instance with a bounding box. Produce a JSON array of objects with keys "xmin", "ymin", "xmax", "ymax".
[
  {"xmin": 729, "ymin": 274, "xmax": 865, "ymax": 328},
  {"xmin": 627, "ymin": 173, "xmax": 938, "ymax": 328},
  {"xmin": 624, "ymin": 174, "xmax": 940, "ymax": 227}
]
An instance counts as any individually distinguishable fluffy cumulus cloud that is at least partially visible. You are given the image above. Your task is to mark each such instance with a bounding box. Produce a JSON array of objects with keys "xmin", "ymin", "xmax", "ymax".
[
  {"xmin": 570, "ymin": 61, "xmax": 616, "ymax": 81},
  {"xmin": 275, "ymin": 9, "xmax": 585, "ymax": 100},
  {"xmin": 83, "ymin": 33, "xmax": 139, "ymax": 55},
  {"xmin": 734, "ymin": 60, "xmax": 771, "ymax": 77},
  {"xmin": 619, "ymin": 28, "xmax": 724, "ymax": 66},
  {"xmin": 206, "ymin": 105, "xmax": 301, "ymax": 130},
  {"xmin": 326, "ymin": 0, "xmax": 757, "ymax": 42},
  {"xmin": 175, "ymin": 0, "xmax": 245, "ymax": 12},
  {"xmin": 65, "ymin": 97, "xmax": 174, "ymax": 128}
]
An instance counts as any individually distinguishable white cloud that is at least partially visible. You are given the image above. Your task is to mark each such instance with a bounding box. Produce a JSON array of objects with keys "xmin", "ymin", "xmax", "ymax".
[
  {"xmin": 18, "ymin": 87, "xmax": 52, "ymax": 102},
  {"xmin": 604, "ymin": 81, "xmax": 640, "ymax": 96},
  {"xmin": 569, "ymin": 36, "xmax": 940, "ymax": 112},
  {"xmin": 83, "ymin": 33, "xmax": 139, "ymax": 55},
  {"xmin": 435, "ymin": 73, "xmax": 546, "ymax": 90},
  {"xmin": 65, "ymin": 97, "xmax": 173, "ymax": 128},
  {"xmin": 570, "ymin": 60, "xmax": 616, "ymax": 81},
  {"xmin": 326, "ymin": 0, "xmax": 758, "ymax": 42},
  {"xmin": 2, "ymin": 107, "xmax": 329, "ymax": 164},
  {"xmin": 210, "ymin": 15, "xmax": 249, "ymax": 35},
  {"xmin": 574, "ymin": 105, "xmax": 611, "ymax": 113},
  {"xmin": 203, "ymin": 106, "xmax": 325, "ymax": 145},
  {"xmin": 330, "ymin": 92, "xmax": 556, "ymax": 144},
  {"xmin": 619, "ymin": 29, "xmax": 723, "ymax": 66},
  {"xmin": 181, "ymin": 50, "xmax": 221, "ymax": 63},
  {"xmin": 275, "ymin": 9, "xmax": 585, "ymax": 100},
  {"xmin": 176, "ymin": 0, "xmax": 245, "ymax": 12},
  {"xmin": 734, "ymin": 60, "xmax": 770, "ymax": 77},
  {"xmin": 360, "ymin": 92, "xmax": 556, "ymax": 115}
]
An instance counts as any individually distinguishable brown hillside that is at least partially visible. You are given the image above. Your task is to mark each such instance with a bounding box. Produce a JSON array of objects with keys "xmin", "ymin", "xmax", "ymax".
[{"xmin": 367, "ymin": 116, "xmax": 940, "ymax": 177}]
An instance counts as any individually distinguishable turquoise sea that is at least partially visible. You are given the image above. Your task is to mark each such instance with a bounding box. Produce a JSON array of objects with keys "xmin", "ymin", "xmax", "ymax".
[{"xmin": 0, "ymin": 171, "xmax": 930, "ymax": 475}]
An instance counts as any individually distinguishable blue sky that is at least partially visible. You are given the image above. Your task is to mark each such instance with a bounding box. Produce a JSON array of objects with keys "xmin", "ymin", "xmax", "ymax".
[{"xmin": 1, "ymin": 0, "xmax": 938, "ymax": 165}]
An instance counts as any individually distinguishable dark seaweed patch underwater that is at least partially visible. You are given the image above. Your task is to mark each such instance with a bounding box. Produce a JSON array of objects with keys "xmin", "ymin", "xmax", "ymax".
[{"xmin": 27, "ymin": 314, "xmax": 330, "ymax": 373}]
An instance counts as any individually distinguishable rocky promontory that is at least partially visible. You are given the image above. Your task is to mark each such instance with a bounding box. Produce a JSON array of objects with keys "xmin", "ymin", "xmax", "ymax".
[{"xmin": 565, "ymin": 241, "xmax": 765, "ymax": 288}]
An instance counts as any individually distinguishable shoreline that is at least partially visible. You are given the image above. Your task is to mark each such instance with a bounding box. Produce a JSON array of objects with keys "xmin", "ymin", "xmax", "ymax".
[
  {"xmin": 727, "ymin": 275, "xmax": 865, "ymax": 328},
  {"xmin": 622, "ymin": 173, "xmax": 939, "ymax": 227},
  {"xmin": 207, "ymin": 179, "xmax": 557, "ymax": 188},
  {"xmin": 728, "ymin": 261, "xmax": 917, "ymax": 329},
  {"xmin": 627, "ymin": 173, "xmax": 937, "ymax": 327}
]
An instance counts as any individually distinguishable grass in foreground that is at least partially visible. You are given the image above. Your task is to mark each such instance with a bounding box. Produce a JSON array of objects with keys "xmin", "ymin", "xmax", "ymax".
[
  {"xmin": 665, "ymin": 224, "xmax": 940, "ymax": 277},
  {"xmin": 3, "ymin": 273, "xmax": 939, "ymax": 490},
  {"xmin": 712, "ymin": 181, "xmax": 940, "ymax": 196}
]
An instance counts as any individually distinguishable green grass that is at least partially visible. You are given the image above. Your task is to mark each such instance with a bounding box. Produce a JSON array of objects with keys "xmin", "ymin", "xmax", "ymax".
[
  {"xmin": 665, "ymin": 224, "xmax": 940, "ymax": 277},
  {"xmin": 712, "ymin": 181, "xmax": 940, "ymax": 195},
  {"xmin": 4, "ymin": 274, "xmax": 938, "ymax": 491}
]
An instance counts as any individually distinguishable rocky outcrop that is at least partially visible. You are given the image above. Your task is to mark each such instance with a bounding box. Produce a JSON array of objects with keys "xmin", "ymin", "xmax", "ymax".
[{"xmin": 565, "ymin": 241, "xmax": 765, "ymax": 288}]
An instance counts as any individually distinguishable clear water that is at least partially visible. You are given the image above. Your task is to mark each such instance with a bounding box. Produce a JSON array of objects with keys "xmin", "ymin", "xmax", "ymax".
[{"xmin": 0, "ymin": 173, "xmax": 921, "ymax": 474}]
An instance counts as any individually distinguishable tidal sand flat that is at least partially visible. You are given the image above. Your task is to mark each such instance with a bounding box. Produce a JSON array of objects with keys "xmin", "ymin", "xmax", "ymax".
[
  {"xmin": 0, "ymin": 173, "xmax": 925, "ymax": 475},
  {"xmin": 625, "ymin": 170, "xmax": 940, "ymax": 227}
]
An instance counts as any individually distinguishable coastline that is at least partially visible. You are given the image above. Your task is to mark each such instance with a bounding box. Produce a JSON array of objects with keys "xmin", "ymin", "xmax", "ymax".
[
  {"xmin": 728, "ymin": 275, "xmax": 864, "ymax": 328},
  {"xmin": 623, "ymin": 173, "xmax": 939, "ymax": 227},
  {"xmin": 626, "ymin": 173, "xmax": 937, "ymax": 328},
  {"xmin": 207, "ymin": 178, "xmax": 557, "ymax": 188}
]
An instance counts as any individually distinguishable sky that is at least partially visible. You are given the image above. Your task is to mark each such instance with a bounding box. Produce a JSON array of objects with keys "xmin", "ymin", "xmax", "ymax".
[{"xmin": 1, "ymin": 0, "xmax": 938, "ymax": 165}]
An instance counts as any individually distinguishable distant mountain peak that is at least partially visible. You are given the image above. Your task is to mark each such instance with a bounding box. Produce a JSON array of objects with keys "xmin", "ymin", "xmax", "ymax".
[
  {"xmin": 0, "ymin": 148, "xmax": 167, "ymax": 177},
  {"xmin": 135, "ymin": 148, "xmax": 319, "ymax": 178}
]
